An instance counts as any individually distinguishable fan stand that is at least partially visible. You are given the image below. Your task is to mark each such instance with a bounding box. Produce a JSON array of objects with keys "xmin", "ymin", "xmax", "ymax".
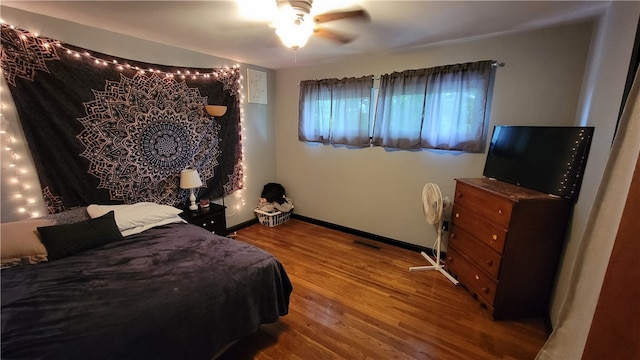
[{"xmin": 409, "ymin": 224, "xmax": 459, "ymax": 285}]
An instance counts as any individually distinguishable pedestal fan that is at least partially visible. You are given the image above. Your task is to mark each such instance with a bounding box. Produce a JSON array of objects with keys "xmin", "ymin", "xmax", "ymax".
[{"xmin": 409, "ymin": 183, "xmax": 459, "ymax": 285}]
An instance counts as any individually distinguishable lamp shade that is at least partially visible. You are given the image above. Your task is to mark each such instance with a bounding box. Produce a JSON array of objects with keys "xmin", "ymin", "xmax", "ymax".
[
  {"xmin": 179, "ymin": 169, "xmax": 203, "ymax": 189},
  {"xmin": 206, "ymin": 105, "xmax": 227, "ymax": 117}
]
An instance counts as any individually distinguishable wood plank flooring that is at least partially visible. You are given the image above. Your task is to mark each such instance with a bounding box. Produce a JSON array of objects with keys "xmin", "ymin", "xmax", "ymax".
[{"xmin": 218, "ymin": 219, "xmax": 549, "ymax": 360}]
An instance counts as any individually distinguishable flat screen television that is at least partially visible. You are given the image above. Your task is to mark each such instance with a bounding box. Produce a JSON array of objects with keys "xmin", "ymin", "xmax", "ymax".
[{"xmin": 483, "ymin": 125, "xmax": 594, "ymax": 201}]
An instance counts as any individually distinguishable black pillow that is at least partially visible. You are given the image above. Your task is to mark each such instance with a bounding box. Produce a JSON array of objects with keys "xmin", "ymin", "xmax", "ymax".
[{"xmin": 37, "ymin": 211, "xmax": 124, "ymax": 261}]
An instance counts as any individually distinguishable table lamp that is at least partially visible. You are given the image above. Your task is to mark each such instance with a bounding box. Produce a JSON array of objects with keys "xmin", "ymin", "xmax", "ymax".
[{"xmin": 180, "ymin": 168, "xmax": 203, "ymax": 211}]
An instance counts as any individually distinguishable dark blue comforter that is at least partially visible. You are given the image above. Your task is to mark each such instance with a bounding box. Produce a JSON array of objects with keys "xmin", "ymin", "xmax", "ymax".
[{"xmin": 1, "ymin": 223, "xmax": 292, "ymax": 359}]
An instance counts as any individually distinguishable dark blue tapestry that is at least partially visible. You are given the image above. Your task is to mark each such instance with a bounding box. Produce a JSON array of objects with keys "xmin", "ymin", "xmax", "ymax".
[{"xmin": 1, "ymin": 24, "xmax": 243, "ymax": 213}]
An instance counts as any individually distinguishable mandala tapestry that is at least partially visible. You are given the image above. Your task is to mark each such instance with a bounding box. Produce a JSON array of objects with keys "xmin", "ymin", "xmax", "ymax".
[{"xmin": 1, "ymin": 25, "xmax": 242, "ymax": 213}]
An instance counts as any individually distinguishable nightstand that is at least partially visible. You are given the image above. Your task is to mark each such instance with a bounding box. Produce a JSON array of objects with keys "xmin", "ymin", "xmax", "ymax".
[{"xmin": 179, "ymin": 203, "xmax": 227, "ymax": 236}]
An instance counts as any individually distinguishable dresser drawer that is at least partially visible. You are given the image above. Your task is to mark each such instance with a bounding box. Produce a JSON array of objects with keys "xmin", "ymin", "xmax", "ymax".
[
  {"xmin": 179, "ymin": 204, "xmax": 228, "ymax": 236},
  {"xmin": 451, "ymin": 205, "xmax": 507, "ymax": 254},
  {"xmin": 449, "ymin": 226, "xmax": 502, "ymax": 279},
  {"xmin": 454, "ymin": 182, "xmax": 513, "ymax": 227},
  {"xmin": 446, "ymin": 247, "xmax": 497, "ymax": 307}
]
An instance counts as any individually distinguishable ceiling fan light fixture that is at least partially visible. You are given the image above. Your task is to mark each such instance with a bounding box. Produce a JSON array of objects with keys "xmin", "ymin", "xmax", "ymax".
[
  {"xmin": 271, "ymin": 0, "xmax": 366, "ymax": 50},
  {"xmin": 275, "ymin": 14, "xmax": 315, "ymax": 49}
]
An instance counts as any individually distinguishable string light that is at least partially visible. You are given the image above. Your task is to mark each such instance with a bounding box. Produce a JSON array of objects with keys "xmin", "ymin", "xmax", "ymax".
[
  {"xmin": 224, "ymin": 70, "xmax": 247, "ymax": 217},
  {"xmin": 55, "ymin": 42, "xmax": 241, "ymax": 80},
  {"xmin": 2, "ymin": 23, "xmax": 241, "ymax": 82},
  {"xmin": 237, "ymin": 72, "xmax": 247, "ymax": 212},
  {"xmin": 2, "ymin": 22, "xmax": 249, "ymax": 218},
  {"xmin": 0, "ymin": 77, "xmax": 44, "ymax": 219}
]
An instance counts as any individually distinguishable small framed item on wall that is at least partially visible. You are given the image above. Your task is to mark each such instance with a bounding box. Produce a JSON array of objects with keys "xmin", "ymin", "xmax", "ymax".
[{"xmin": 247, "ymin": 68, "xmax": 268, "ymax": 104}]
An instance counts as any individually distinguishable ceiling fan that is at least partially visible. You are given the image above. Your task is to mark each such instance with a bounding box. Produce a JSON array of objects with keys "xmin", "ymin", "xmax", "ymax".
[{"xmin": 272, "ymin": 0, "xmax": 370, "ymax": 49}]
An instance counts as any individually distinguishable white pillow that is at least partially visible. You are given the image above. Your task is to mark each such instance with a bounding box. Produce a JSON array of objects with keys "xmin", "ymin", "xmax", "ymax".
[
  {"xmin": 87, "ymin": 202, "xmax": 183, "ymax": 232},
  {"xmin": 121, "ymin": 215, "xmax": 186, "ymax": 237}
]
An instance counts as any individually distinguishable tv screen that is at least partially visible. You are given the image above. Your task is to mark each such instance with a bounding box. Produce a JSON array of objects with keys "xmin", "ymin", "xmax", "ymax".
[{"xmin": 483, "ymin": 126, "xmax": 594, "ymax": 201}]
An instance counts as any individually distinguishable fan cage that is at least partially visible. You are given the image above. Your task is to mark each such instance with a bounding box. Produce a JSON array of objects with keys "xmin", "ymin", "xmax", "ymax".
[{"xmin": 422, "ymin": 183, "xmax": 444, "ymax": 225}]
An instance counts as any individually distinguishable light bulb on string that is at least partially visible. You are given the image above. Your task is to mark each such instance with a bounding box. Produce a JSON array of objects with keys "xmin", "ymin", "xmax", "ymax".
[{"xmin": 4, "ymin": 22, "xmax": 240, "ymax": 83}]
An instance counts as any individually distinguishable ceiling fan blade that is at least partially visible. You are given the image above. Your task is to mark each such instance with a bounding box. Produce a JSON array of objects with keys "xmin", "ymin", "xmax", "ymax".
[
  {"xmin": 314, "ymin": 9, "xmax": 370, "ymax": 24},
  {"xmin": 313, "ymin": 28, "xmax": 354, "ymax": 44}
]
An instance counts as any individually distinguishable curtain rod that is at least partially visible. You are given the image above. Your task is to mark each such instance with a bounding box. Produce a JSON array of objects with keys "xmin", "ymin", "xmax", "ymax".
[
  {"xmin": 369, "ymin": 61, "xmax": 504, "ymax": 80},
  {"xmin": 298, "ymin": 60, "xmax": 505, "ymax": 84}
]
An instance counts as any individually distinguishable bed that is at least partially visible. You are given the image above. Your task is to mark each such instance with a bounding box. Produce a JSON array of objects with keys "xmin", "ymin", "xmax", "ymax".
[{"xmin": 1, "ymin": 204, "xmax": 292, "ymax": 360}]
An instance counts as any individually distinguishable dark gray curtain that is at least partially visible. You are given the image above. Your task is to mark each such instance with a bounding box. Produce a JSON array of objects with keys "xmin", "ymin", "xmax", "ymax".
[
  {"xmin": 298, "ymin": 75, "xmax": 373, "ymax": 147},
  {"xmin": 372, "ymin": 60, "xmax": 494, "ymax": 151}
]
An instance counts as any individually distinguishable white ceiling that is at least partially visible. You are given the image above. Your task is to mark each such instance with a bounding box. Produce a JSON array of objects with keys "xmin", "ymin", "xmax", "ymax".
[{"xmin": 2, "ymin": 1, "xmax": 609, "ymax": 70}]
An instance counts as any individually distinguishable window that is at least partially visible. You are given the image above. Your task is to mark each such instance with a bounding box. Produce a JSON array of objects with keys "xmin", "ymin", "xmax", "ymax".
[
  {"xmin": 372, "ymin": 60, "xmax": 495, "ymax": 151},
  {"xmin": 298, "ymin": 76, "xmax": 373, "ymax": 147},
  {"xmin": 298, "ymin": 60, "xmax": 495, "ymax": 152}
]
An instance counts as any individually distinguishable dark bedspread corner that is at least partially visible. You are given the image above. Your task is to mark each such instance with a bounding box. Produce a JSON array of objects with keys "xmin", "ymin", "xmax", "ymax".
[{"xmin": 1, "ymin": 223, "xmax": 292, "ymax": 360}]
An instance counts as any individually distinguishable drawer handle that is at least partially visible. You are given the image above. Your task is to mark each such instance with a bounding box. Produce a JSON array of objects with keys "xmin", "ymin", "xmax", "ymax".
[
  {"xmin": 447, "ymin": 257, "xmax": 454, "ymax": 263},
  {"xmin": 450, "ymin": 233, "xmax": 456, "ymax": 239},
  {"xmin": 482, "ymin": 287, "xmax": 489, "ymax": 294},
  {"xmin": 491, "ymin": 234, "xmax": 498, "ymax": 241},
  {"xmin": 456, "ymin": 192, "xmax": 463, "ymax": 198},
  {"xmin": 498, "ymin": 209, "xmax": 503, "ymax": 215},
  {"xmin": 475, "ymin": 275, "xmax": 480, "ymax": 280},
  {"xmin": 486, "ymin": 259, "xmax": 493, "ymax": 267},
  {"xmin": 455, "ymin": 213, "xmax": 460, "ymax": 218}
]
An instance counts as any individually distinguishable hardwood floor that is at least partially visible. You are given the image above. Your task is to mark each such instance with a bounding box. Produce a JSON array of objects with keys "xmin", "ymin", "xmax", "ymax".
[{"xmin": 218, "ymin": 219, "xmax": 549, "ymax": 360}]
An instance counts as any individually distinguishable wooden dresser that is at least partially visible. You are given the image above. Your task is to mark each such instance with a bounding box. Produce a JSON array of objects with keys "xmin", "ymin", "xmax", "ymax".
[{"xmin": 446, "ymin": 178, "xmax": 572, "ymax": 320}]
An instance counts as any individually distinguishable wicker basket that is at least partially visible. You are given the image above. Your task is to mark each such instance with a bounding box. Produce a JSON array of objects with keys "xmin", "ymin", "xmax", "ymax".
[{"xmin": 254, "ymin": 207, "xmax": 294, "ymax": 227}]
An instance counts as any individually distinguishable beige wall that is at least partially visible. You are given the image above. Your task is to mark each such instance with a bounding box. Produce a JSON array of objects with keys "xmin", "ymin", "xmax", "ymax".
[
  {"xmin": 0, "ymin": 7, "xmax": 277, "ymax": 227},
  {"xmin": 274, "ymin": 21, "xmax": 593, "ymax": 248}
]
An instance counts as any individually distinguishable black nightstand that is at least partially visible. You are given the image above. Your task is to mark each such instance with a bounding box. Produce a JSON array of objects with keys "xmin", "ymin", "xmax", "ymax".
[{"xmin": 179, "ymin": 203, "xmax": 227, "ymax": 236}]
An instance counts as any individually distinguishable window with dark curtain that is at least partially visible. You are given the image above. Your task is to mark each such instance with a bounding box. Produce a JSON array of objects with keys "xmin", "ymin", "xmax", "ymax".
[
  {"xmin": 372, "ymin": 60, "xmax": 495, "ymax": 151},
  {"xmin": 298, "ymin": 76, "xmax": 374, "ymax": 147}
]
